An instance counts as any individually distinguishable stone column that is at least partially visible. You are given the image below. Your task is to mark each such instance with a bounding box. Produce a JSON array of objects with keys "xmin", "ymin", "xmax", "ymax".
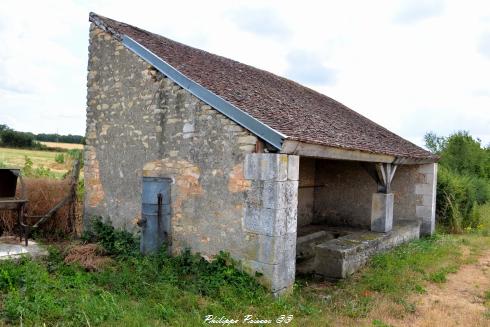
[
  {"xmin": 415, "ymin": 163, "xmax": 437, "ymax": 236},
  {"xmin": 371, "ymin": 193, "xmax": 394, "ymax": 232},
  {"xmin": 242, "ymin": 153, "xmax": 299, "ymax": 296}
]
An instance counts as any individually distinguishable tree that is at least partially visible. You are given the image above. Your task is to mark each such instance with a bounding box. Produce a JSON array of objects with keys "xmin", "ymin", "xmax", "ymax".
[
  {"xmin": 424, "ymin": 131, "xmax": 490, "ymax": 179},
  {"xmin": 424, "ymin": 131, "xmax": 446, "ymax": 154},
  {"xmin": 0, "ymin": 130, "xmax": 34, "ymax": 148},
  {"xmin": 0, "ymin": 124, "xmax": 11, "ymax": 133}
]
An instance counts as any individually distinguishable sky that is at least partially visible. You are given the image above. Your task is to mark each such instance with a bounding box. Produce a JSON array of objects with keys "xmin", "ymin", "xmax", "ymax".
[{"xmin": 0, "ymin": 0, "xmax": 489, "ymax": 147}]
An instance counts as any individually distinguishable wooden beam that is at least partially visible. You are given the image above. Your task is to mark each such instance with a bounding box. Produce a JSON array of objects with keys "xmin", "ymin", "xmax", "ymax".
[
  {"xmin": 281, "ymin": 140, "xmax": 437, "ymax": 164},
  {"xmin": 281, "ymin": 140, "xmax": 396, "ymax": 163}
]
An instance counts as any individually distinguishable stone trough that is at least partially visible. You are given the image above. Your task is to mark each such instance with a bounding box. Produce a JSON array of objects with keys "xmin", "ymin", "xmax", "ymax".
[{"xmin": 296, "ymin": 220, "xmax": 421, "ymax": 279}]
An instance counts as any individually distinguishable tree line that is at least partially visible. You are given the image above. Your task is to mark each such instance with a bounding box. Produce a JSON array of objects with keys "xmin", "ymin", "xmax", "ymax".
[{"xmin": 0, "ymin": 124, "xmax": 85, "ymax": 149}]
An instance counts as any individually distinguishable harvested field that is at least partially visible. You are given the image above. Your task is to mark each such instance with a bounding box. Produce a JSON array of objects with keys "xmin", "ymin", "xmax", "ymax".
[
  {"xmin": 39, "ymin": 142, "xmax": 84, "ymax": 150},
  {"xmin": 0, "ymin": 147, "xmax": 69, "ymax": 177}
]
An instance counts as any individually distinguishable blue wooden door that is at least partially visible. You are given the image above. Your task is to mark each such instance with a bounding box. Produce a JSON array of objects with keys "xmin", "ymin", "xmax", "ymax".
[{"xmin": 141, "ymin": 177, "xmax": 171, "ymax": 254}]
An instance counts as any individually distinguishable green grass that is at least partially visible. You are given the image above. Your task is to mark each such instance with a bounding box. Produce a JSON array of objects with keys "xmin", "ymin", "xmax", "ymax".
[
  {"xmin": 0, "ymin": 208, "xmax": 488, "ymax": 326},
  {"xmin": 0, "ymin": 147, "xmax": 68, "ymax": 178},
  {"xmin": 0, "ymin": 248, "xmax": 320, "ymax": 326},
  {"xmin": 315, "ymin": 234, "xmax": 482, "ymax": 320},
  {"xmin": 0, "ymin": 233, "xmax": 487, "ymax": 326}
]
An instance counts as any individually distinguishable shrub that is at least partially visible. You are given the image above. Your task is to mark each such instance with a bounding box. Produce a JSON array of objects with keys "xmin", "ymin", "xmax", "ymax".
[
  {"xmin": 82, "ymin": 217, "xmax": 139, "ymax": 257},
  {"xmin": 54, "ymin": 153, "xmax": 65, "ymax": 164},
  {"xmin": 426, "ymin": 131, "xmax": 490, "ymax": 231},
  {"xmin": 66, "ymin": 149, "xmax": 84, "ymax": 168},
  {"xmin": 21, "ymin": 156, "xmax": 34, "ymax": 176},
  {"xmin": 436, "ymin": 166, "xmax": 490, "ymax": 231},
  {"xmin": 21, "ymin": 156, "xmax": 56, "ymax": 179}
]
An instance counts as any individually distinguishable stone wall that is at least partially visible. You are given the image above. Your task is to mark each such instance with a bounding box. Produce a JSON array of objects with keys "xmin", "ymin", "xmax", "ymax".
[
  {"xmin": 295, "ymin": 159, "xmax": 424, "ymax": 229},
  {"xmin": 242, "ymin": 154, "xmax": 299, "ymax": 294},
  {"xmin": 313, "ymin": 160, "xmax": 376, "ymax": 228},
  {"xmin": 85, "ymin": 25, "xmax": 165, "ymax": 229},
  {"xmin": 297, "ymin": 157, "xmax": 316, "ymax": 227},
  {"xmin": 85, "ymin": 25, "xmax": 298, "ymax": 294},
  {"xmin": 391, "ymin": 165, "xmax": 418, "ymax": 221},
  {"xmin": 415, "ymin": 163, "xmax": 438, "ymax": 235}
]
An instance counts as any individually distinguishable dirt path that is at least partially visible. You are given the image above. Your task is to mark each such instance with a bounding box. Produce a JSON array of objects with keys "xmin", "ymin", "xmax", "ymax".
[{"xmin": 368, "ymin": 250, "xmax": 490, "ymax": 327}]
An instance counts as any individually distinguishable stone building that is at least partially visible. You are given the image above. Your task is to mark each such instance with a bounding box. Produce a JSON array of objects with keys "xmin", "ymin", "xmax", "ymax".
[{"xmin": 85, "ymin": 13, "xmax": 438, "ymax": 295}]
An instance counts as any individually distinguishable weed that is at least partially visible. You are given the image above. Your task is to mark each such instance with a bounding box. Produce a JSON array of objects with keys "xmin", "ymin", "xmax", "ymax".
[
  {"xmin": 395, "ymin": 298, "xmax": 417, "ymax": 313},
  {"xmin": 372, "ymin": 319, "xmax": 393, "ymax": 327},
  {"xmin": 0, "ymin": 218, "xmax": 487, "ymax": 325},
  {"xmin": 82, "ymin": 217, "xmax": 139, "ymax": 257},
  {"xmin": 22, "ymin": 156, "xmax": 57, "ymax": 178},
  {"xmin": 54, "ymin": 153, "xmax": 65, "ymax": 164},
  {"xmin": 426, "ymin": 266, "xmax": 458, "ymax": 283}
]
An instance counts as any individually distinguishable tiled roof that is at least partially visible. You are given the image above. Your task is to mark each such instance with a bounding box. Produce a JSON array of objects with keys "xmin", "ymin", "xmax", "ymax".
[{"xmin": 89, "ymin": 13, "xmax": 437, "ymax": 160}]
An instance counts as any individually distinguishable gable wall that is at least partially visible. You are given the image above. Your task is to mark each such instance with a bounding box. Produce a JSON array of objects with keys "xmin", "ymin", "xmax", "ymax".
[{"xmin": 85, "ymin": 25, "xmax": 261, "ymax": 259}]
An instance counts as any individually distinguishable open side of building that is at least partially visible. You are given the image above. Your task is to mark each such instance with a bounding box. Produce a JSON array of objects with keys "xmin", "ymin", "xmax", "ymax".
[{"xmin": 85, "ymin": 13, "xmax": 438, "ymax": 295}]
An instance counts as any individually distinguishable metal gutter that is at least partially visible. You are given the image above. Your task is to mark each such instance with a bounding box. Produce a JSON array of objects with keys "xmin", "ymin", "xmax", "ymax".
[{"xmin": 122, "ymin": 35, "xmax": 286, "ymax": 150}]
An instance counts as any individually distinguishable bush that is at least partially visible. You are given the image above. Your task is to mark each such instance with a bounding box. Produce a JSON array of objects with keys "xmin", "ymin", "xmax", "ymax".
[
  {"xmin": 21, "ymin": 156, "xmax": 56, "ymax": 179},
  {"xmin": 54, "ymin": 153, "xmax": 65, "ymax": 164},
  {"xmin": 66, "ymin": 149, "xmax": 84, "ymax": 168},
  {"xmin": 436, "ymin": 167, "xmax": 490, "ymax": 232},
  {"xmin": 82, "ymin": 217, "xmax": 139, "ymax": 257},
  {"xmin": 426, "ymin": 131, "xmax": 490, "ymax": 232}
]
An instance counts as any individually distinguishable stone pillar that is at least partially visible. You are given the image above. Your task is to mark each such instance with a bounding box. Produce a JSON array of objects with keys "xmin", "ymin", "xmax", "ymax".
[
  {"xmin": 415, "ymin": 163, "xmax": 437, "ymax": 236},
  {"xmin": 371, "ymin": 193, "xmax": 394, "ymax": 232},
  {"xmin": 242, "ymin": 153, "xmax": 299, "ymax": 296}
]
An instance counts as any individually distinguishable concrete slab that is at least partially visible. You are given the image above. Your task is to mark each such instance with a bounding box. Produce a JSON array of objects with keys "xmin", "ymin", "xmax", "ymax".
[{"xmin": 0, "ymin": 236, "xmax": 48, "ymax": 260}]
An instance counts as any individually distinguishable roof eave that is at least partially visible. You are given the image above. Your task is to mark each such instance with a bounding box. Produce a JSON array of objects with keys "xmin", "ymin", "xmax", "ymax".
[{"xmin": 281, "ymin": 140, "xmax": 438, "ymax": 164}]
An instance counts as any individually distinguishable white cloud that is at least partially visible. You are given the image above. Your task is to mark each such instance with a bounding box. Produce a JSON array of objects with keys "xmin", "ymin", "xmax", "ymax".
[
  {"xmin": 226, "ymin": 7, "xmax": 290, "ymax": 40},
  {"xmin": 0, "ymin": 0, "xmax": 488, "ymax": 147},
  {"xmin": 285, "ymin": 50, "xmax": 336, "ymax": 85},
  {"xmin": 394, "ymin": 0, "xmax": 445, "ymax": 24},
  {"xmin": 479, "ymin": 33, "xmax": 490, "ymax": 58}
]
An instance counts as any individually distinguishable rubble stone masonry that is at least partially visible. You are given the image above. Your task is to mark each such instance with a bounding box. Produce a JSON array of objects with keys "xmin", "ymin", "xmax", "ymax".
[{"xmin": 85, "ymin": 24, "xmax": 298, "ymax": 293}]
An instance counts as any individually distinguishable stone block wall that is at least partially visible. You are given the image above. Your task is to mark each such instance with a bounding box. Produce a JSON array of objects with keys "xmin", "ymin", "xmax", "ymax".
[
  {"xmin": 391, "ymin": 165, "xmax": 418, "ymax": 221},
  {"xmin": 242, "ymin": 154, "xmax": 299, "ymax": 294},
  {"xmin": 415, "ymin": 163, "xmax": 438, "ymax": 235},
  {"xmin": 296, "ymin": 158, "xmax": 432, "ymax": 232},
  {"xmin": 313, "ymin": 160, "xmax": 377, "ymax": 228},
  {"xmin": 297, "ymin": 157, "xmax": 316, "ymax": 227},
  {"xmin": 85, "ymin": 25, "xmax": 300, "ymax": 294}
]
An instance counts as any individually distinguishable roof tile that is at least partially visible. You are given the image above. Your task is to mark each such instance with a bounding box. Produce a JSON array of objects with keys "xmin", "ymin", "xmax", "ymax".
[{"xmin": 89, "ymin": 13, "xmax": 436, "ymax": 160}]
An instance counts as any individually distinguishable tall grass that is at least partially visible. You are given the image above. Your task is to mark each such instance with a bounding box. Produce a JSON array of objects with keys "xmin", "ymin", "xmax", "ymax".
[
  {"xmin": 0, "ymin": 177, "xmax": 78, "ymax": 239},
  {"xmin": 437, "ymin": 166, "xmax": 490, "ymax": 233}
]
